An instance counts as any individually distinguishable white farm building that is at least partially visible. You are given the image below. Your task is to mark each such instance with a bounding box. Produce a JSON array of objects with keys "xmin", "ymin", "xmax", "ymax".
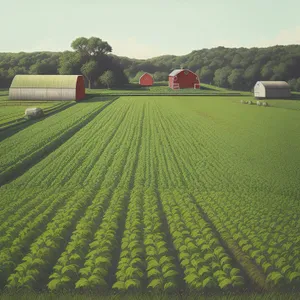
[
  {"xmin": 254, "ymin": 81, "xmax": 291, "ymax": 99},
  {"xmin": 9, "ymin": 75, "xmax": 85, "ymax": 101}
]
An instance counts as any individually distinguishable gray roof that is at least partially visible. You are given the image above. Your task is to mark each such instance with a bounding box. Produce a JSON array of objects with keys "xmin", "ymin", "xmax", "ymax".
[
  {"xmin": 258, "ymin": 81, "xmax": 290, "ymax": 89},
  {"xmin": 169, "ymin": 69, "xmax": 184, "ymax": 76}
]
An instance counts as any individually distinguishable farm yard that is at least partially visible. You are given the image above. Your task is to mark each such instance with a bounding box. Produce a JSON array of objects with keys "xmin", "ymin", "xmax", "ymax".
[
  {"xmin": 0, "ymin": 94, "xmax": 300, "ymax": 299},
  {"xmin": 89, "ymin": 83, "xmax": 247, "ymax": 95}
]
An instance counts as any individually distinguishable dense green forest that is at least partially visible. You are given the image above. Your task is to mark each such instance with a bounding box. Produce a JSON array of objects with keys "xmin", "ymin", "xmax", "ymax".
[{"xmin": 1, "ymin": 37, "xmax": 300, "ymax": 91}]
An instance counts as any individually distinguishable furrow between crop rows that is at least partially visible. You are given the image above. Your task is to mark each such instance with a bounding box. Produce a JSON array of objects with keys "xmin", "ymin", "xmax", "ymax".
[
  {"xmin": 47, "ymin": 98, "xmax": 143, "ymax": 290},
  {"xmin": 74, "ymin": 99, "xmax": 145, "ymax": 290},
  {"xmin": 0, "ymin": 100, "xmax": 113, "ymax": 186},
  {"xmin": 0, "ymin": 190, "xmax": 74, "ymax": 287}
]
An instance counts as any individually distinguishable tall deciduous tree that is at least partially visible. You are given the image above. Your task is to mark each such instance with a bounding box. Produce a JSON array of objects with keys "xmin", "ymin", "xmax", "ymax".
[
  {"xmin": 71, "ymin": 37, "xmax": 112, "ymax": 60},
  {"xmin": 58, "ymin": 51, "xmax": 81, "ymax": 75},
  {"xmin": 81, "ymin": 61, "xmax": 97, "ymax": 89},
  {"xmin": 99, "ymin": 70, "xmax": 116, "ymax": 89},
  {"xmin": 288, "ymin": 78, "xmax": 297, "ymax": 91},
  {"xmin": 29, "ymin": 62, "xmax": 57, "ymax": 75},
  {"xmin": 213, "ymin": 66, "xmax": 232, "ymax": 87},
  {"xmin": 228, "ymin": 69, "xmax": 244, "ymax": 90},
  {"xmin": 296, "ymin": 78, "xmax": 300, "ymax": 91},
  {"xmin": 260, "ymin": 62, "xmax": 274, "ymax": 80},
  {"xmin": 199, "ymin": 66, "xmax": 214, "ymax": 84},
  {"xmin": 153, "ymin": 71, "xmax": 168, "ymax": 81},
  {"xmin": 231, "ymin": 53, "xmax": 243, "ymax": 68},
  {"xmin": 65, "ymin": 37, "xmax": 114, "ymax": 88}
]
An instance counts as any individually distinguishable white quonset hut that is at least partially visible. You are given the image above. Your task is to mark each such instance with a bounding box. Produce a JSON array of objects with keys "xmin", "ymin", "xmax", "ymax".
[
  {"xmin": 9, "ymin": 75, "xmax": 85, "ymax": 101},
  {"xmin": 254, "ymin": 81, "xmax": 290, "ymax": 99}
]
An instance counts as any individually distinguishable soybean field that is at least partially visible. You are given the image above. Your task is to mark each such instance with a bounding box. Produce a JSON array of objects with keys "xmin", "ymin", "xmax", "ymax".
[{"xmin": 0, "ymin": 96, "xmax": 300, "ymax": 297}]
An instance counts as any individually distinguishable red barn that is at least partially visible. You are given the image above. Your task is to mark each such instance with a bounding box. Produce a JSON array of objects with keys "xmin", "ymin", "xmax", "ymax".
[
  {"xmin": 139, "ymin": 73, "xmax": 154, "ymax": 86},
  {"xmin": 169, "ymin": 69, "xmax": 200, "ymax": 89}
]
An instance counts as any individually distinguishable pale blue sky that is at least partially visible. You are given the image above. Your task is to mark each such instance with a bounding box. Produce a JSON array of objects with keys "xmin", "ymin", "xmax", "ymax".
[{"xmin": 2, "ymin": 0, "xmax": 300, "ymax": 58}]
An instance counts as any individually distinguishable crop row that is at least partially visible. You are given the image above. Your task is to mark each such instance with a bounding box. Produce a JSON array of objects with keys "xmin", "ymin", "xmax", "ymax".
[
  {"xmin": 151, "ymin": 97, "xmax": 300, "ymax": 288},
  {"xmin": 192, "ymin": 190, "xmax": 300, "ymax": 287},
  {"xmin": 0, "ymin": 102, "xmax": 71, "ymax": 130},
  {"xmin": 48, "ymin": 100, "xmax": 144, "ymax": 290},
  {"xmin": 147, "ymin": 101, "xmax": 245, "ymax": 290},
  {"xmin": 1, "ymin": 96, "xmax": 300, "ymax": 292},
  {"xmin": 0, "ymin": 100, "xmax": 111, "ymax": 185},
  {"xmin": 0, "ymin": 190, "xmax": 73, "ymax": 286},
  {"xmin": 1, "ymin": 98, "xmax": 145, "ymax": 289}
]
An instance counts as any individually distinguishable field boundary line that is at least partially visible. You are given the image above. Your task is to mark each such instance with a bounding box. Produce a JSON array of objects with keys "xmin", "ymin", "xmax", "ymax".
[{"xmin": 95, "ymin": 93, "xmax": 244, "ymax": 97}]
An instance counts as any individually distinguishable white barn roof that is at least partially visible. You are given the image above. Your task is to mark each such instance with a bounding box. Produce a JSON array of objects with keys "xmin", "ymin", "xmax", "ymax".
[
  {"xmin": 169, "ymin": 69, "xmax": 184, "ymax": 76},
  {"xmin": 258, "ymin": 81, "xmax": 290, "ymax": 89}
]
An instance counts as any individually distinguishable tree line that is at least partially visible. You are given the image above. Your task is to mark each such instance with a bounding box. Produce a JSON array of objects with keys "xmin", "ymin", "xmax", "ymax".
[
  {"xmin": 0, "ymin": 37, "xmax": 129, "ymax": 89},
  {"xmin": 120, "ymin": 45, "xmax": 300, "ymax": 91},
  {"xmin": 1, "ymin": 37, "xmax": 300, "ymax": 91}
]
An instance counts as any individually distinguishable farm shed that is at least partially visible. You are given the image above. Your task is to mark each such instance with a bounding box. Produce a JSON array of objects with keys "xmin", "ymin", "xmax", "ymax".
[
  {"xmin": 254, "ymin": 81, "xmax": 290, "ymax": 99},
  {"xmin": 9, "ymin": 75, "xmax": 85, "ymax": 101},
  {"xmin": 169, "ymin": 69, "xmax": 200, "ymax": 89},
  {"xmin": 139, "ymin": 73, "xmax": 154, "ymax": 86}
]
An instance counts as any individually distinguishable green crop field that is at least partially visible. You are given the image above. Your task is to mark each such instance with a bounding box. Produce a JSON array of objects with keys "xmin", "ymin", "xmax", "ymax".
[
  {"xmin": 0, "ymin": 95, "xmax": 300, "ymax": 299},
  {"xmin": 0, "ymin": 90, "xmax": 8, "ymax": 97},
  {"xmin": 0, "ymin": 102, "xmax": 75, "ymax": 131}
]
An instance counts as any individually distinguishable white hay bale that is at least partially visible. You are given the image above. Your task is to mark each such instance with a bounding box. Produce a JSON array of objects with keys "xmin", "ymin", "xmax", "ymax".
[
  {"xmin": 247, "ymin": 100, "xmax": 252, "ymax": 105},
  {"xmin": 262, "ymin": 102, "xmax": 268, "ymax": 107},
  {"xmin": 25, "ymin": 107, "xmax": 44, "ymax": 119},
  {"xmin": 240, "ymin": 100, "xmax": 245, "ymax": 104},
  {"xmin": 257, "ymin": 101, "xmax": 261, "ymax": 106}
]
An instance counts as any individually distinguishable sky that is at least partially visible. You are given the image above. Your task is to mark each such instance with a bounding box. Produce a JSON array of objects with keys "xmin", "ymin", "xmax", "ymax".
[{"xmin": 1, "ymin": 0, "xmax": 300, "ymax": 59}]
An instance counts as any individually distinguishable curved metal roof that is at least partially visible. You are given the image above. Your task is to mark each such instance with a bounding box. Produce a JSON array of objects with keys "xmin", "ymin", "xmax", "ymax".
[
  {"xmin": 10, "ymin": 75, "xmax": 83, "ymax": 89},
  {"xmin": 169, "ymin": 69, "xmax": 198, "ymax": 77},
  {"xmin": 169, "ymin": 69, "xmax": 183, "ymax": 76},
  {"xmin": 258, "ymin": 81, "xmax": 290, "ymax": 89}
]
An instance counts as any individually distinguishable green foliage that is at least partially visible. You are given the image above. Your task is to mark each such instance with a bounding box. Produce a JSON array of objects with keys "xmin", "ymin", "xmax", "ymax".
[
  {"xmin": 80, "ymin": 60, "xmax": 97, "ymax": 89},
  {"xmin": 266, "ymin": 272, "xmax": 285, "ymax": 285},
  {"xmin": 71, "ymin": 37, "xmax": 112, "ymax": 58},
  {"xmin": 1, "ymin": 95, "xmax": 300, "ymax": 295},
  {"xmin": 219, "ymin": 278, "xmax": 232, "ymax": 289},
  {"xmin": 99, "ymin": 70, "xmax": 116, "ymax": 89},
  {"xmin": 0, "ymin": 101, "xmax": 109, "ymax": 185},
  {"xmin": 2, "ymin": 44, "xmax": 300, "ymax": 90}
]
